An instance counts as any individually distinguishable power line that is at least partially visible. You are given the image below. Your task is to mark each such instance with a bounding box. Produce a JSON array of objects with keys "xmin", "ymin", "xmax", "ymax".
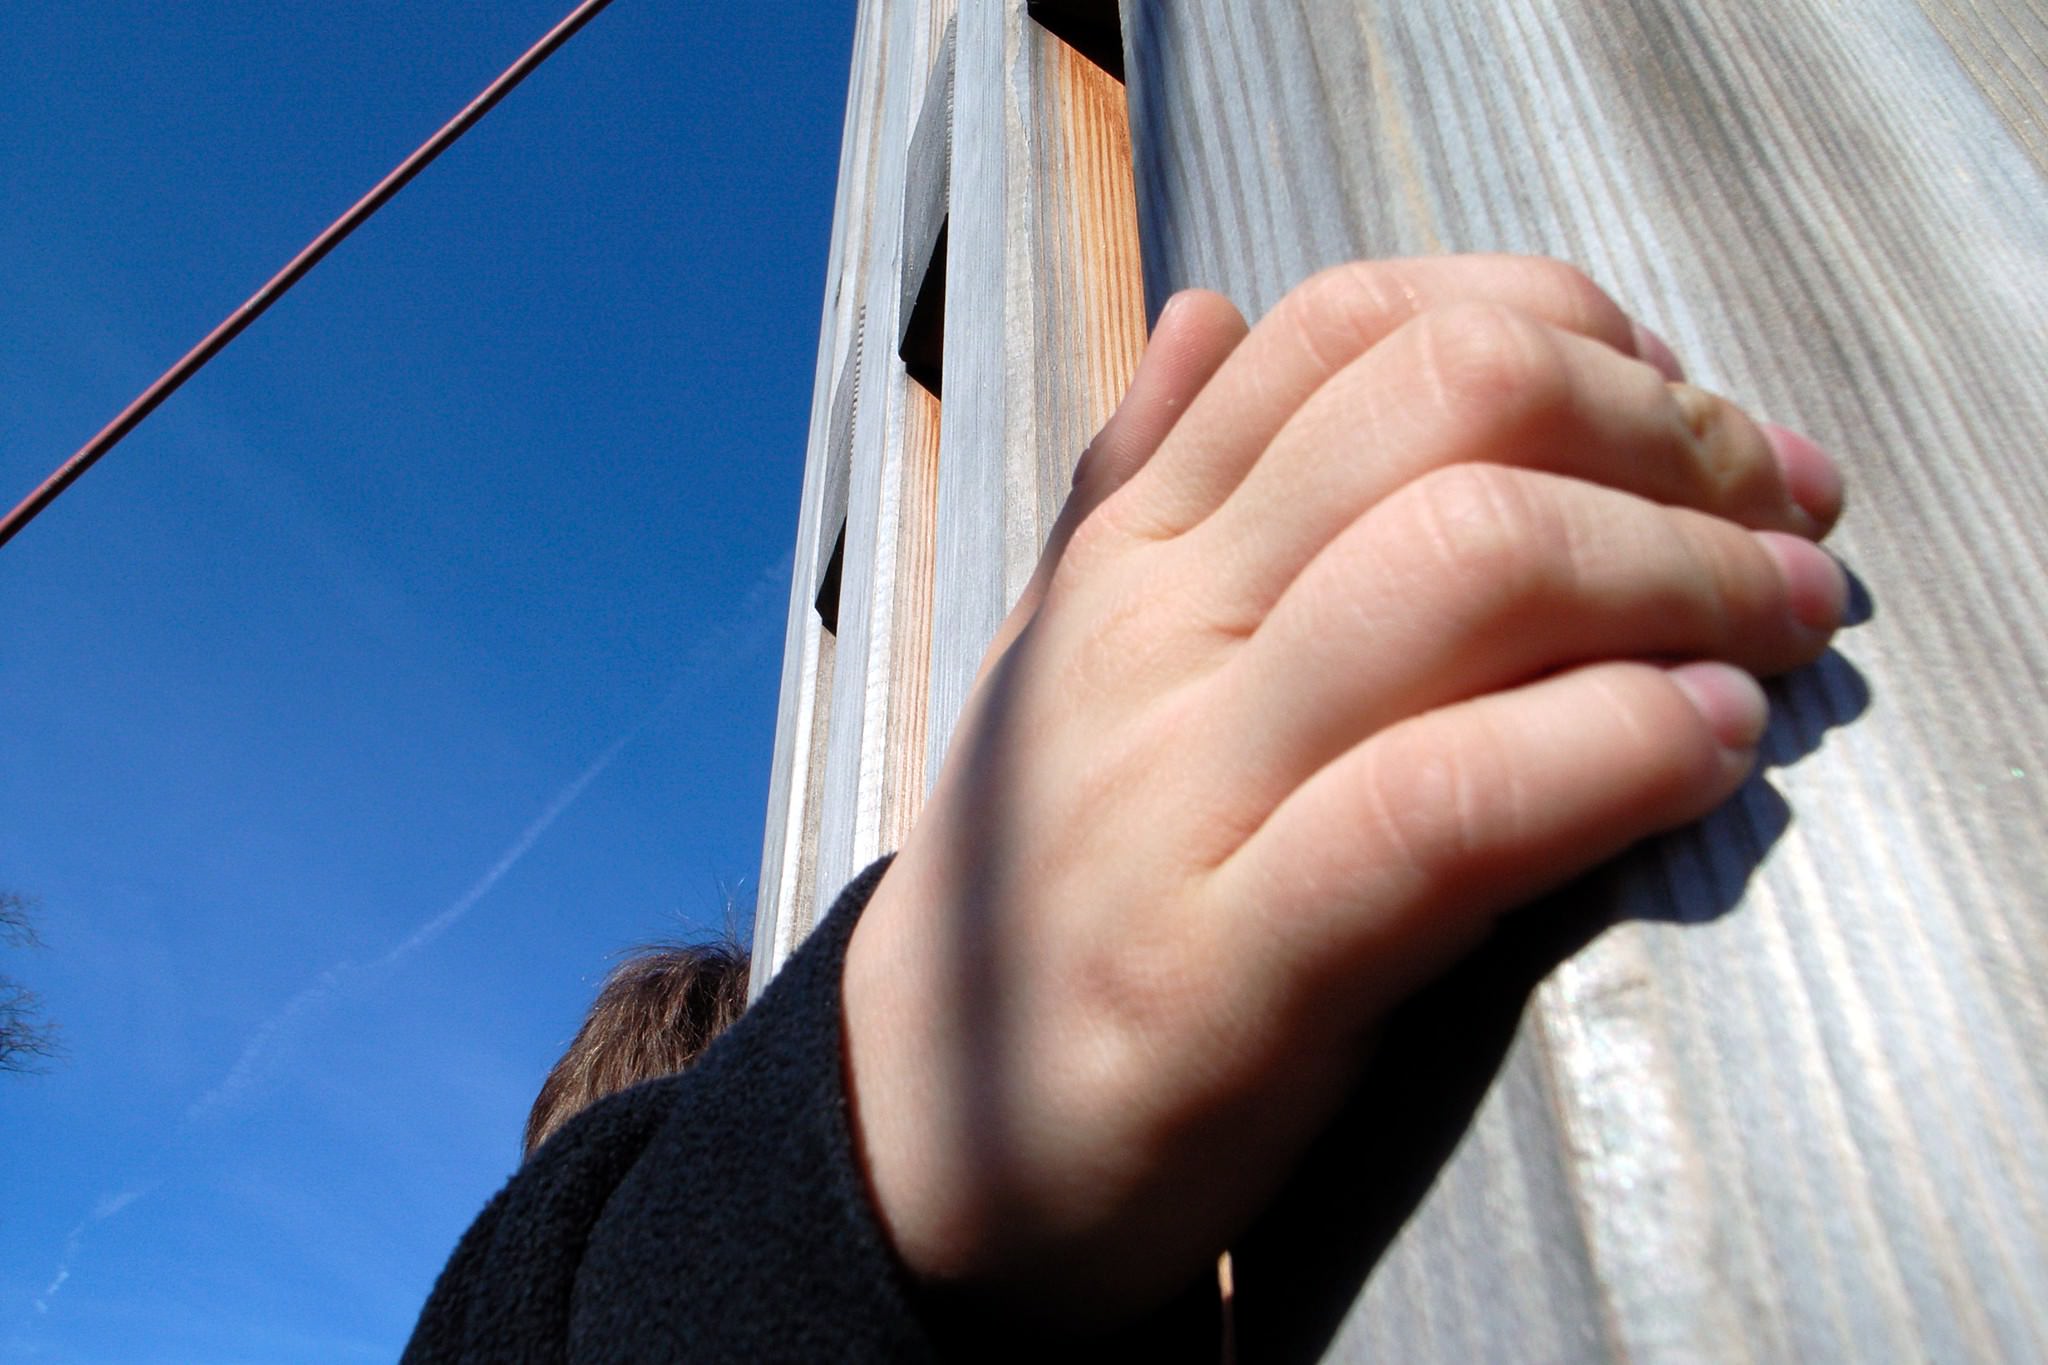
[{"xmin": 0, "ymin": 0, "xmax": 620, "ymax": 551}]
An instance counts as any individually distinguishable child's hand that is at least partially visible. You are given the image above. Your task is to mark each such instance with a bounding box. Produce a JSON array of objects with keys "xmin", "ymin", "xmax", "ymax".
[{"xmin": 841, "ymin": 257, "xmax": 1847, "ymax": 1323}]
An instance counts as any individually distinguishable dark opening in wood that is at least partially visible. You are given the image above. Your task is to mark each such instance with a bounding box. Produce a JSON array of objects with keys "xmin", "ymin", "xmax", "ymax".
[
  {"xmin": 899, "ymin": 23, "xmax": 955, "ymax": 398},
  {"xmin": 814, "ymin": 519, "xmax": 847, "ymax": 635},
  {"xmin": 814, "ymin": 309, "xmax": 860, "ymax": 635},
  {"xmin": 899, "ymin": 219, "xmax": 948, "ymax": 398},
  {"xmin": 1027, "ymin": 0, "xmax": 1125, "ymax": 82}
]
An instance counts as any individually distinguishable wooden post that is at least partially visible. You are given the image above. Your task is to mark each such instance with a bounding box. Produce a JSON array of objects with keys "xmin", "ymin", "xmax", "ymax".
[
  {"xmin": 760, "ymin": 1, "xmax": 2048, "ymax": 1358},
  {"xmin": 754, "ymin": 0, "xmax": 1144, "ymax": 957},
  {"xmin": 752, "ymin": 0, "xmax": 957, "ymax": 965},
  {"xmin": 925, "ymin": 0, "xmax": 1147, "ymax": 781}
]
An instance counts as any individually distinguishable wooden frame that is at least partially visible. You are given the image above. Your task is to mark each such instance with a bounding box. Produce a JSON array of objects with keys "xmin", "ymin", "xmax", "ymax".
[
  {"xmin": 1117, "ymin": 3, "xmax": 2048, "ymax": 1358},
  {"xmin": 759, "ymin": 1, "xmax": 2048, "ymax": 1357}
]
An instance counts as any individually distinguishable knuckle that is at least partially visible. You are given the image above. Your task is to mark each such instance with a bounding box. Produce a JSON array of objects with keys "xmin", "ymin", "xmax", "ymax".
[
  {"xmin": 1454, "ymin": 253, "xmax": 1627, "ymax": 342},
  {"xmin": 1667, "ymin": 383, "xmax": 1782, "ymax": 510},
  {"xmin": 1056, "ymin": 500, "xmax": 1124, "ymax": 578},
  {"xmin": 1594, "ymin": 665, "xmax": 1726, "ymax": 796},
  {"xmin": 1393, "ymin": 465, "xmax": 1567, "ymax": 607},
  {"xmin": 1666, "ymin": 380, "xmax": 1724, "ymax": 445},
  {"xmin": 1412, "ymin": 302, "xmax": 1575, "ymax": 433},
  {"xmin": 1362, "ymin": 725, "xmax": 1505, "ymax": 887},
  {"xmin": 1513, "ymin": 256, "xmax": 1619, "ymax": 333},
  {"xmin": 1277, "ymin": 262, "xmax": 1416, "ymax": 372},
  {"xmin": 1069, "ymin": 920, "xmax": 1229, "ymax": 1103},
  {"xmin": 1055, "ymin": 477, "xmax": 1168, "ymax": 586}
]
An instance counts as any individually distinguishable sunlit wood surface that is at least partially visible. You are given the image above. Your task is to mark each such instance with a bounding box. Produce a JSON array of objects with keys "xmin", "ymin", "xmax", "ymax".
[
  {"xmin": 755, "ymin": 0, "xmax": 1145, "ymax": 960},
  {"xmin": 759, "ymin": 1, "xmax": 2048, "ymax": 1358},
  {"xmin": 1116, "ymin": 1, "xmax": 2048, "ymax": 1359},
  {"xmin": 755, "ymin": 1, "xmax": 951, "ymax": 966}
]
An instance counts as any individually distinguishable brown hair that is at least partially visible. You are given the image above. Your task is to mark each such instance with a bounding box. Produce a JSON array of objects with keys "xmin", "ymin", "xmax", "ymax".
[{"xmin": 523, "ymin": 940, "xmax": 751, "ymax": 1159}]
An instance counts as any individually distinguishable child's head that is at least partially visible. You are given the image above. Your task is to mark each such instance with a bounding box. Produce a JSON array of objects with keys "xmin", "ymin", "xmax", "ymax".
[{"xmin": 524, "ymin": 940, "xmax": 750, "ymax": 1159}]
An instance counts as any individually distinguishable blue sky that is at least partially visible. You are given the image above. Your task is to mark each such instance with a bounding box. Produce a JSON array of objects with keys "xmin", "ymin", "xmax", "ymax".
[{"xmin": 2, "ymin": 3, "xmax": 853, "ymax": 1357}]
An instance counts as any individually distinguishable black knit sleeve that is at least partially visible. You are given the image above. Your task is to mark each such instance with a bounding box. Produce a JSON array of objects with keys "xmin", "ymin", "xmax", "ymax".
[
  {"xmin": 405, "ymin": 855, "xmax": 1220, "ymax": 1363},
  {"xmin": 403, "ymin": 857, "xmax": 936, "ymax": 1364}
]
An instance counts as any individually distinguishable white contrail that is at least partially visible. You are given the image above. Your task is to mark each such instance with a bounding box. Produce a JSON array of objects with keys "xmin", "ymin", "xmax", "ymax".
[
  {"xmin": 180, "ymin": 548, "xmax": 793, "ymax": 1128},
  {"xmin": 35, "ymin": 1189, "xmax": 146, "ymax": 1314},
  {"xmin": 378, "ymin": 728, "xmax": 636, "ymax": 969},
  {"xmin": 44, "ymin": 548, "xmax": 797, "ymax": 1317},
  {"xmin": 181, "ymin": 961, "xmax": 358, "ymax": 1125},
  {"xmin": 47, "ymin": 710, "xmax": 656, "ymax": 1309},
  {"xmin": 183, "ymin": 726, "xmax": 637, "ymax": 1127},
  {"xmin": 374, "ymin": 547, "xmax": 792, "ymax": 975}
]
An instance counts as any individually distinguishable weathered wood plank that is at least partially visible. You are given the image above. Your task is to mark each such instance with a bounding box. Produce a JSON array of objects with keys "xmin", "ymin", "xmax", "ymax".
[
  {"xmin": 1916, "ymin": 0, "xmax": 2048, "ymax": 177},
  {"xmin": 807, "ymin": 3, "xmax": 960, "ymax": 940},
  {"xmin": 880, "ymin": 384, "xmax": 942, "ymax": 852},
  {"xmin": 1121, "ymin": 1, "xmax": 2048, "ymax": 1358},
  {"xmin": 751, "ymin": 0, "xmax": 892, "ymax": 974},
  {"xmin": 759, "ymin": 0, "xmax": 1147, "ymax": 960},
  {"xmin": 810, "ymin": 330, "xmax": 861, "ymax": 631},
  {"xmin": 926, "ymin": 0, "xmax": 1147, "ymax": 784},
  {"xmin": 754, "ymin": 0, "xmax": 958, "ymax": 980},
  {"xmin": 1030, "ymin": 30, "xmax": 1148, "ymax": 538}
]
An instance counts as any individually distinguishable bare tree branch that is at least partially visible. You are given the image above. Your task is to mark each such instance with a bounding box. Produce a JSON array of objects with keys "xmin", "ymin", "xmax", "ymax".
[{"xmin": 2, "ymin": 891, "xmax": 58, "ymax": 1074}]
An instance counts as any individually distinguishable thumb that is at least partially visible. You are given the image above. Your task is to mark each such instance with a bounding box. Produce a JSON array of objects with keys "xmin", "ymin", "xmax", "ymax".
[
  {"xmin": 1067, "ymin": 289, "xmax": 1250, "ymax": 520},
  {"xmin": 988, "ymin": 291, "xmax": 1249, "ymax": 668}
]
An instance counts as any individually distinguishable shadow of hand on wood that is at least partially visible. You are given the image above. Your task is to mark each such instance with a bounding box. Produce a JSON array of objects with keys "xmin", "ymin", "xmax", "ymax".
[{"xmin": 1230, "ymin": 648, "xmax": 1872, "ymax": 1363}]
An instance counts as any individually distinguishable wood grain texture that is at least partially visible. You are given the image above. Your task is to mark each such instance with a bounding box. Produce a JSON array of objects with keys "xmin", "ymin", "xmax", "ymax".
[
  {"xmin": 753, "ymin": 0, "xmax": 958, "ymax": 986},
  {"xmin": 880, "ymin": 384, "xmax": 942, "ymax": 852},
  {"xmin": 750, "ymin": 0, "xmax": 887, "ymax": 980},
  {"xmin": 1121, "ymin": 1, "xmax": 2048, "ymax": 1359},
  {"xmin": 926, "ymin": 0, "xmax": 1148, "ymax": 783},
  {"xmin": 1917, "ymin": 0, "xmax": 2048, "ymax": 177},
  {"xmin": 1033, "ymin": 34, "xmax": 1148, "ymax": 538},
  {"xmin": 759, "ymin": 0, "xmax": 1147, "ymax": 963},
  {"xmin": 811, "ymin": 322, "xmax": 861, "ymax": 616}
]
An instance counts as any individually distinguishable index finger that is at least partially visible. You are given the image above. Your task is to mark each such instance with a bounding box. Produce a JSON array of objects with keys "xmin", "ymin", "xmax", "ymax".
[{"xmin": 1110, "ymin": 256, "xmax": 1669, "ymax": 540}]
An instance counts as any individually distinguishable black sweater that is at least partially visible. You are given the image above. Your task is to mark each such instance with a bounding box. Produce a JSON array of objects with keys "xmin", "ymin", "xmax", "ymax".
[{"xmin": 405, "ymin": 858, "xmax": 1216, "ymax": 1363}]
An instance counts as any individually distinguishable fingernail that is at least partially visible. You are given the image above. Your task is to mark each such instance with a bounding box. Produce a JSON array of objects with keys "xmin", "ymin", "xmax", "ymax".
[
  {"xmin": 1759, "ymin": 422, "xmax": 1845, "ymax": 530},
  {"xmin": 1630, "ymin": 321, "xmax": 1686, "ymax": 382},
  {"xmin": 1667, "ymin": 661, "xmax": 1769, "ymax": 752},
  {"xmin": 1757, "ymin": 531, "xmax": 1849, "ymax": 634}
]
